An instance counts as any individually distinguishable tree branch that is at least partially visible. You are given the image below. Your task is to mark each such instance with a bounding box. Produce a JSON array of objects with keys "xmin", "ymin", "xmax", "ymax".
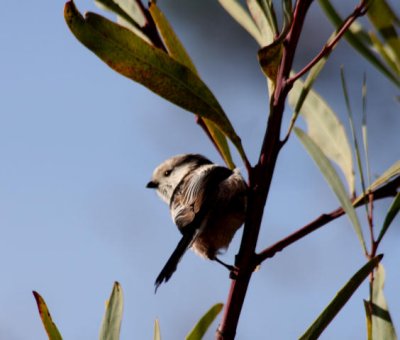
[{"xmin": 256, "ymin": 175, "xmax": 400, "ymax": 264}]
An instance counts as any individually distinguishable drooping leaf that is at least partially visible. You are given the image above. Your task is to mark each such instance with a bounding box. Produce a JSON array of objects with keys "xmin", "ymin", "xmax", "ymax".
[
  {"xmin": 185, "ymin": 303, "xmax": 224, "ymax": 340},
  {"xmin": 300, "ymin": 255, "xmax": 383, "ymax": 340},
  {"xmin": 295, "ymin": 128, "xmax": 366, "ymax": 252},
  {"xmin": 218, "ymin": 0, "xmax": 264, "ymax": 46},
  {"xmin": 290, "ymin": 81, "xmax": 355, "ymax": 195},
  {"xmin": 33, "ymin": 291, "xmax": 62, "ymax": 340},
  {"xmin": 377, "ymin": 192, "xmax": 400, "ymax": 244},
  {"xmin": 154, "ymin": 319, "xmax": 161, "ymax": 340},
  {"xmin": 365, "ymin": 264, "xmax": 398, "ymax": 340},
  {"xmin": 99, "ymin": 282, "xmax": 124, "ymax": 340},
  {"xmin": 149, "ymin": 2, "xmax": 235, "ymax": 168},
  {"xmin": 318, "ymin": 0, "xmax": 400, "ymax": 87},
  {"xmin": 64, "ymin": 1, "xmax": 246, "ymax": 166}
]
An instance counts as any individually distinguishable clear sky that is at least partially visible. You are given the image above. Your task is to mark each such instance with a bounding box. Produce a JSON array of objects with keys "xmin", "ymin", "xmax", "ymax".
[{"xmin": 1, "ymin": 1, "xmax": 399, "ymax": 339}]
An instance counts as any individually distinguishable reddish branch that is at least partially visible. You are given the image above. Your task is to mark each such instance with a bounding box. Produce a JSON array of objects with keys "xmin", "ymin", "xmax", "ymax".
[
  {"xmin": 256, "ymin": 176, "xmax": 400, "ymax": 264},
  {"xmin": 216, "ymin": 0, "xmax": 370, "ymax": 338}
]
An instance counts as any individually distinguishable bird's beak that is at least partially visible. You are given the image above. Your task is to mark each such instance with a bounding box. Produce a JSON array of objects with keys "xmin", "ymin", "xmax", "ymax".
[{"xmin": 146, "ymin": 181, "xmax": 158, "ymax": 189}]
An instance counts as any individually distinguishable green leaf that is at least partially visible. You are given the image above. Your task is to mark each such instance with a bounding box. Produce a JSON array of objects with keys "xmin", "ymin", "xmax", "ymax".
[
  {"xmin": 377, "ymin": 192, "xmax": 400, "ymax": 244},
  {"xmin": 64, "ymin": 1, "xmax": 246, "ymax": 166},
  {"xmin": 218, "ymin": 0, "xmax": 264, "ymax": 46},
  {"xmin": 366, "ymin": 264, "xmax": 398, "ymax": 340},
  {"xmin": 318, "ymin": 0, "xmax": 400, "ymax": 87},
  {"xmin": 295, "ymin": 128, "xmax": 366, "ymax": 252},
  {"xmin": 185, "ymin": 303, "xmax": 224, "ymax": 340},
  {"xmin": 99, "ymin": 282, "xmax": 124, "ymax": 340},
  {"xmin": 154, "ymin": 319, "xmax": 161, "ymax": 340},
  {"xmin": 33, "ymin": 291, "xmax": 62, "ymax": 340},
  {"xmin": 149, "ymin": 2, "xmax": 235, "ymax": 169},
  {"xmin": 299, "ymin": 255, "xmax": 383, "ymax": 340},
  {"xmin": 289, "ymin": 81, "xmax": 355, "ymax": 194}
]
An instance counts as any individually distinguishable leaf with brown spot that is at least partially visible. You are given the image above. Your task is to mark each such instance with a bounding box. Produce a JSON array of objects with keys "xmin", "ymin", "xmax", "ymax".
[{"xmin": 33, "ymin": 291, "xmax": 62, "ymax": 340}]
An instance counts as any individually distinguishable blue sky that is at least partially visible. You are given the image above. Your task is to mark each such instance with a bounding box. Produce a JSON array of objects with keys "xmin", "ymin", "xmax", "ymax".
[{"xmin": 1, "ymin": 1, "xmax": 399, "ymax": 339}]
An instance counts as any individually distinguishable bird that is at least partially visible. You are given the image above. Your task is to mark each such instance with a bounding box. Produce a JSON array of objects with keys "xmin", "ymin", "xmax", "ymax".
[{"xmin": 146, "ymin": 154, "xmax": 247, "ymax": 291}]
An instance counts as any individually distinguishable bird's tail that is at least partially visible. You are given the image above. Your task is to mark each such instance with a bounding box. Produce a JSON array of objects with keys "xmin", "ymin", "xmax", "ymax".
[{"xmin": 154, "ymin": 229, "xmax": 197, "ymax": 292}]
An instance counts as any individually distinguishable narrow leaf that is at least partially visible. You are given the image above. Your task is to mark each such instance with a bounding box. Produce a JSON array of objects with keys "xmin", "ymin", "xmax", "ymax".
[
  {"xmin": 185, "ymin": 303, "xmax": 224, "ymax": 340},
  {"xmin": 295, "ymin": 128, "xmax": 366, "ymax": 252},
  {"xmin": 33, "ymin": 291, "xmax": 62, "ymax": 340},
  {"xmin": 318, "ymin": 0, "xmax": 400, "ymax": 87},
  {"xmin": 218, "ymin": 0, "xmax": 264, "ymax": 46},
  {"xmin": 99, "ymin": 282, "xmax": 123, "ymax": 340},
  {"xmin": 367, "ymin": 264, "xmax": 398, "ymax": 339},
  {"xmin": 246, "ymin": 0, "xmax": 274, "ymax": 45},
  {"xmin": 299, "ymin": 255, "xmax": 383, "ymax": 340},
  {"xmin": 290, "ymin": 81, "xmax": 355, "ymax": 194},
  {"xmin": 377, "ymin": 192, "xmax": 400, "ymax": 244},
  {"xmin": 149, "ymin": 2, "xmax": 235, "ymax": 168},
  {"xmin": 64, "ymin": 1, "xmax": 244, "ymax": 157},
  {"xmin": 154, "ymin": 319, "xmax": 161, "ymax": 340},
  {"xmin": 258, "ymin": 40, "xmax": 283, "ymax": 85}
]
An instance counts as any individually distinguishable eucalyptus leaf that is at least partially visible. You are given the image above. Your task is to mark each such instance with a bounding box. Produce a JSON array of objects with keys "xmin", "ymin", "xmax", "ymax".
[
  {"xmin": 295, "ymin": 128, "xmax": 366, "ymax": 252},
  {"xmin": 246, "ymin": 0, "xmax": 274, "ymax": 46},
  {"xmin": 154, "ymin": 319, "xmax": 161, "ymax": 340},
  {"xmin": 300, "ymin": 255, "xmax": 382, "ymax": 340},
  {"xmin": 186, "ymin": 303, "xmax": 223, "ymax": 340},
  {"xmin": 99, "ymin": 282, "xmax": 124, "ymax": 340},
  {"xmin": 377, "ymin": 192, "xmax": 400, "ymax": 244},
  {"xmin": 33, "ymin": 291, "xmax": 62, "ymax": 340}
]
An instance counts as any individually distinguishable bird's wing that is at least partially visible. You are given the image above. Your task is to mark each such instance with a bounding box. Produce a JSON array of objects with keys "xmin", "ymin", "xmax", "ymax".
[
  {"xmin": 155, "ymin": 166, "xmax": 233, "ymax": 291},
  {"xmin": 170, "ymin": 166, "xmax": 233, "ymax": 231}
]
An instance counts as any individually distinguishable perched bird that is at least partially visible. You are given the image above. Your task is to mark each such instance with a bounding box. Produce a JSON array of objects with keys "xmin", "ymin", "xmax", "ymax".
[{"xmin": 146, "ymin": 154, "xmax": 247, "ymax": 291}]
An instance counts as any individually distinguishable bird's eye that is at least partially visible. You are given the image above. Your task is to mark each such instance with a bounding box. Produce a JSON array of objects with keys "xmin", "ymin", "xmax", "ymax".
[{"xmin": 164, "ymin": 170, "xmax": 172, "ymax": 177}]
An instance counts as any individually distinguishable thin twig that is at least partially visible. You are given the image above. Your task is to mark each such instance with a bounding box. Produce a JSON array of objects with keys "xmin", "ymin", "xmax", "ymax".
[{"xmin": 287, "ymin": 0, "xmax": 368, "ymax": 86}]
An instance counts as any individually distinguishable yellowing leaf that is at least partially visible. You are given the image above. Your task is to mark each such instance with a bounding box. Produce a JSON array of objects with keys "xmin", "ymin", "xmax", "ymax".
[{"xmin": 33, "ymin": 291, "xmax": 62, "ymax": 340}]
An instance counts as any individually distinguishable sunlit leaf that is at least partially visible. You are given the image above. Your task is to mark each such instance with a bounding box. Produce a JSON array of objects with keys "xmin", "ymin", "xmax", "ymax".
[
  {"xmin": 99, "ymin": 282, "xmax": 123, "ymax": 340},
  {"xmin": 218, "ymin": 0, "xmax": 264, "ymax": 46},
  {"xmin": 290, "ymin": 81, "xmax": 355, "ymax": 194},
  {"xmin": 377, "ymin": 192, "xmax": 400, "ymax": 244},
  {"xmin": 246, "ymin": 0, "xmax": 274, "ymax": 46},
  {"xmin": 154, "ymin": 319, "xmax": 161, "ymax": 340},
  {"xmin": 300, "ymin": 255, "xmax": 382, "ymax": 340},
  {"xmin": 185, "ymin": 303, "xmax": 223, "ymax": 340},
  {"xmin": 64, "ymin": 1, "xmax": 246, "ymax": 162},
  {"xmin": 365, "ymin": 264, "xmax": 398, "ymax": 340},
  {"xmin": 94, "ymin": 0, "xmax": 150, "ymax": 43},
  {"xmin": 354, "ymin": 160, "xmax": 400, "ymax": 207},
  {"xmin": 295, "ymin": 128, "xmax": 366, "ymax": 252},
  {"xmin": 33, "ymin": 291, "xmax": 62, "ymax": 340},
  {"xmin": 149, "ymin": 2, "xmax": 234, "ymax": 168},
  {"xmin": 318, "ymin": 0, "xmax": 400, "ymax": 87}
]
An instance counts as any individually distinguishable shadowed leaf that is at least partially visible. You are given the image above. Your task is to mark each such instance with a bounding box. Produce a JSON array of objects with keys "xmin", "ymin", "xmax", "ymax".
[
  {"xmin": 300, "ymin": 255, "xmax": 382, "ymax": 340},
  {"xmin": 365, "ymin": 265, "xmax": 398, "ymax": 340},
  {"xmin": 377, "ymin": 192, "xmax": 400, "ymax": 244},
  {"xmin": 99, "ymin": 282, "xmax": 123, "ymax": 340},
  {"xmin": 33, "ymin": 291, "xmax": 62, "ymax": 340},
  {"xmin": 186, "ymin": 303, "xmax": 223, "ymax": 340},
  {"xmin": 295, "ymin": 127, "xmax": 366, "ymax": 252}
]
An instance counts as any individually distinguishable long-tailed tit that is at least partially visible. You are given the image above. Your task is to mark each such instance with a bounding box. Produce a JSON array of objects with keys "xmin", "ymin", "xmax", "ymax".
[{"xmin": 146, "ymin": 154, "xmax": 247, "ymax": 291}]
